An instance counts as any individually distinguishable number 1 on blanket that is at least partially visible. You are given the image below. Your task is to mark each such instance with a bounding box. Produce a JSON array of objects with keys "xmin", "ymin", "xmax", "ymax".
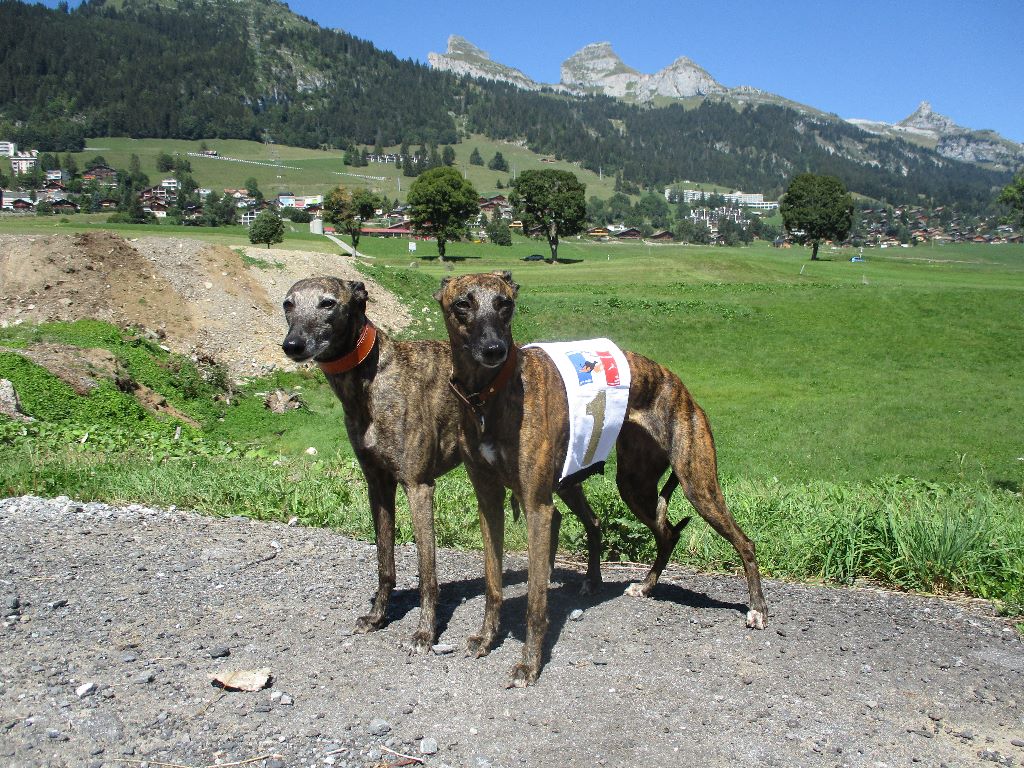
[{"xmin": 582, "ymin": 390, "xmax": 607, "ymax": 466}]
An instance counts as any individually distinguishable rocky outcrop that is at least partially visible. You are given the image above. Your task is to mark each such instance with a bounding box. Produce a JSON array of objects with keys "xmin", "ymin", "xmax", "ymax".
[
  {"xmin": 851, "ymin": 101, "xmax": 1024, "ymax": 171},
  {"xmin": 560, "ymin": 43, "xmax": 726, "ymax": 100},
  {"xmin": 427, "ymin": 35, "xmax": 542, "ymax": 91}
]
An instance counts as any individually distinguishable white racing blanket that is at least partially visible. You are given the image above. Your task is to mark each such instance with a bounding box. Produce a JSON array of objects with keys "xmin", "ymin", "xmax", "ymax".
[{"xmin": 524, "ymin": 339, "xmax": 631, "ymax": 485}]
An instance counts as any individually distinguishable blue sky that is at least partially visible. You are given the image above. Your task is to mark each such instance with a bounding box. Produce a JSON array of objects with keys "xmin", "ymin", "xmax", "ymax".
[{"xmin": 40, "ymin": 0, "xmax": 1024, "ymax": 142}]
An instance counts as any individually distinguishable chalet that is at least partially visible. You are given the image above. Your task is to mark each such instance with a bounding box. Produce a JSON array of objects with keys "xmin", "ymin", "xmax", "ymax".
[
  {"xmin": 98, "ymin": 198, "xmax": 119, "ymax": 210},
  {"xmin": 586, "ymin": 226, "xmax": 610, "ymax": 238},
  {"xmin": 51, "ymin": 199, "xmax": 80, "ymax": 215},
  {"xmin": 41, "ymin": 180, "xmax": 68, "ymax": 201},
  {"xmin": 647, "ymin": 230, "xmax": 675, "ymax": 242},
  {"xmin": 143, "ymin": 200, "xmax": 169, "ymax": 218},
  {"xmin": 83, "ymin": 165, "xmax": 118, "ymax": 184},
  {"xmin": 615, "ymin": 228, "xmax": 642, "ymax": 240},
  {"xmin": 11, "ymin": 199, "xmax": 34, "ymax": 212},
  {"xmin": 45, "ymin": 169, "xmax": 69, "ymax": 182},
  {"xmin": 361, "ymin": 223, "xmax": 413, "ymax": 238}
]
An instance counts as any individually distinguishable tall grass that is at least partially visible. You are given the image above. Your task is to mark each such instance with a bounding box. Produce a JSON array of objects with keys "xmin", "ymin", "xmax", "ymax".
[{"xmin": 3, "ymin": 438, "xmax": 1020, "ymax": 614}]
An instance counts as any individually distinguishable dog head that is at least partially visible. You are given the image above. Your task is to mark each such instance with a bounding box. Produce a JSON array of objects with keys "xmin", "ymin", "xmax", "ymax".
[
  {"xmin": 281, "ymin": 277, "xmax": 369, "ymax": 363},
  {"xmin": 434, "ymin": 271, "xmax": 519, "ymax": 369}
]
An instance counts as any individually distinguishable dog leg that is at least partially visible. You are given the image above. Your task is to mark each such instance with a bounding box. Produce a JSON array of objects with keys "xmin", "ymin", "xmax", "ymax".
[
  {"xmin": 555, "ymin": 485, "xmax": 603, "ymax": 594},
  {"xmin": 403, "ymin": 482, "xmax": 439, "ymax": 654},
  {"xmin": 676, "ymin": 413, "xmax": 768, "ymax": 629},
  {"xmin": 615, "ymin": 437, "xmax": 684, "ymax": 597},
  {"xmin": 355, "ymin": 472, "xmax": 398, "ymax": 634},
  {"xmin": 509, "ymin": 498, "xmax": 556, "ymax": 688},
  {"xmin": 466, "ymin": 474, "xmax": 506, "ymax": 658}
]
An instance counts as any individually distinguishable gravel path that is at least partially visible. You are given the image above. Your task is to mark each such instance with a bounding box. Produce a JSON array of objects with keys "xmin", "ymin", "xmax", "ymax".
[{"xmin": 1, "ymin": 495, "xmax": 1022, "ymax": 768}]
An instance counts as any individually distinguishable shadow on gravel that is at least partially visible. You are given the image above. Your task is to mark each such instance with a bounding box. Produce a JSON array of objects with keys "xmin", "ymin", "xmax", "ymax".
[{"xmin": 384, "ymin": 566, "xmax": 748, "ymax": 663}]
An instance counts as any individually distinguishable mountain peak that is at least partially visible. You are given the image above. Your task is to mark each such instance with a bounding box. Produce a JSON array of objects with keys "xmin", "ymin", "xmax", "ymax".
[
  {"xmin": 445, "ymin": 35, "xmax": 488, "ymax": 59},
  {"xmin": 898, "ymin": 100, "xmax": 959, "ymax": 134},
  {"xmin": 427, "ymin": 35, "xmax": 540, "ymax": 90}
]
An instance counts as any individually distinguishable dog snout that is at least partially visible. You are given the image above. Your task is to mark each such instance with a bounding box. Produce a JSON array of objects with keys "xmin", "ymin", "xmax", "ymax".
[
  {"xmin": 282, "ymin": 335, "xmax": 307, "ymax": 358},
  {"xmin": 479, "ymin": 339, "xmax": 508, "ymax": 367}
]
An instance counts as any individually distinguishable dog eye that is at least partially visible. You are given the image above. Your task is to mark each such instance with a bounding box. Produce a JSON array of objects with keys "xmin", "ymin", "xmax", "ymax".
[
  {"xmin": 318, "ymin": 298, "xmax": 337, "ymax": 309},
  {"xmin": 453, "ymin": 299, "xmax": 472, "ymax": 313}
]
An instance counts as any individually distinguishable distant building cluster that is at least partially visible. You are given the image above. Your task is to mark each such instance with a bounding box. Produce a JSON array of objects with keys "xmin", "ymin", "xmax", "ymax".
[{"xmin": 665, "ymin": 186, "xmax": 780, "ymax": 211}]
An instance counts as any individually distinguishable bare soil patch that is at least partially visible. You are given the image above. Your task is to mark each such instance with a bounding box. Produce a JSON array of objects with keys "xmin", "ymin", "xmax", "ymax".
[{"xmin": 0, "ymin": 232, "xmax": 411, "ymax": 380}]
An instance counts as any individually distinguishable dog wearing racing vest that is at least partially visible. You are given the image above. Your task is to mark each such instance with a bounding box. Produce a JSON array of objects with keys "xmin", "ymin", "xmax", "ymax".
[
  {"xmin": 281, "ymin": 276, "xmax": 605, "ymax": 653},
  {"xmin": 435, "ymin": 271, "xmax": 768, "ymax": 687}
]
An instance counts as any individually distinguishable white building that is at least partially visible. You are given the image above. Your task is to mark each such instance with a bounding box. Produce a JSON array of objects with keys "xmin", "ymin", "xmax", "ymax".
[
  {"xmin": 0, "ymin": 141, "xmax": 16, "ymax": 157},
  {"xmin": 666, "ymin": 186, "xmax": 779, "ymax": 211},
  {"xmin": 10, "ymin": 150, "xmax": 38, "ymax": 175}
]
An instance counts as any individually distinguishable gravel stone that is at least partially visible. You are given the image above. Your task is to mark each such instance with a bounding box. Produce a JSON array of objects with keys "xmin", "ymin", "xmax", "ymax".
[{"xmin": 367, "ymin": 719, "xmax": 391, "ymax": 737}]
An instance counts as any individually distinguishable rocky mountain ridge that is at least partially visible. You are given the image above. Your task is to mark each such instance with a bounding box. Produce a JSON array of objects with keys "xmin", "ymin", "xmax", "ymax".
[
  {"xmin": 428, "ymin": 37, "xmax": 1023, "ymax": 172},
  {"xmin": 848, "ymin": 101, "xmax": 1024, "ymax": 172}
]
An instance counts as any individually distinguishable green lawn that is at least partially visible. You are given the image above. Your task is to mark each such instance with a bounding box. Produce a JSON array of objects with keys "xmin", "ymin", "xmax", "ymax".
[{"xmin": 356, "ymin": 236, "xmax": 1024, "ymax": 487}]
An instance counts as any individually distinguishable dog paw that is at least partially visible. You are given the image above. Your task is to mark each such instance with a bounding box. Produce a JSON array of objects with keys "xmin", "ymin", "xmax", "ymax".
[
  {"xmin": 409, "ymin": 630, "xmax": 434, "ymax": 655},
  {"xmin": 746, "ymin": 610, "xmax": 766, "ymax": 630},
  {"xmin": 353, "ymin": 614, "xmax": 384, "ymax": 634},
  {"xmin": 506, "ymin": 663, "xmax": 538, "ymax": 688},
  {"xmin": 579, "ymin": 578, "xmax": 602, "ymax": 596},
  {"xmin": 624, "ymin": 582, "xmax": 650, "ymax": 598},
  {"xmin": 466, "ymin": 634, "xmax": 491, "ymax": 658}
]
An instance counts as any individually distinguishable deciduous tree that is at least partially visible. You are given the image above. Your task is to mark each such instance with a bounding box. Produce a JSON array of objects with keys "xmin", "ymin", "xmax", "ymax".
[
  {"xmin": 779, "ymin": 173, "xmax": 854, "ymax": 260},
  {"xmin": 407, "ymin": 166, "xmax": 479, "ymax": 259},
  {"xmin": 248, "ymin": 208, "xmax": 284, "ymax": 248},
  {"xmin": 997, "ymin": 173, "xmax": 1024, "ymax": 226},
  {"xmin": 509, "ymin": 169, "xmax": 586, "ymax": 262}
]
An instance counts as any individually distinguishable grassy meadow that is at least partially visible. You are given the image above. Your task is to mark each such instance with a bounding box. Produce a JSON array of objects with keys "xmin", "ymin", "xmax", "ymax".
[
  {"xmin": 1, "ymin": 216, "xmax": 1022, "ymax": 616},
  {"xmin": 65, "ymin": 134, "xmax": 622, "ymax": 202}
]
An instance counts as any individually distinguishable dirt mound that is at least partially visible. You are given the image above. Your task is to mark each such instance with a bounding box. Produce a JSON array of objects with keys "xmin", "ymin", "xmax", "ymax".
[
  {"xmin": 0, "ymin": 232, "xmax": 412, "ymax": 380},
  {"xmin": 0, "ymin": 231, "xmax": 193, "ymax": 335}
]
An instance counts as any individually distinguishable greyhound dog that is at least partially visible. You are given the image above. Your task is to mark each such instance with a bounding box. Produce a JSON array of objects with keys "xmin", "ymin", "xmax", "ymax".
[
  {"xmin": 435, "ymin": 271, "xmax": 768, "ymax": 686},
  {"xmin": 281, "ymin": 277, "xmax": 604, "ymax": 653}
]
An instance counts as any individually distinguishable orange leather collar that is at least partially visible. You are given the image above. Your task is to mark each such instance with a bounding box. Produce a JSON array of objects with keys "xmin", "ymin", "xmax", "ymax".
[{"xmin": 318, "ymin": 321, "xmax": 377, "ymax": 375}]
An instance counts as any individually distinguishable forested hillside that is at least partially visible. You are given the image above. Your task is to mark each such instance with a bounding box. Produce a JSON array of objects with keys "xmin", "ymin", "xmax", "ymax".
[{"xmin": 0, "ymin": 0, "xmax": 1009, "ymax": 208}]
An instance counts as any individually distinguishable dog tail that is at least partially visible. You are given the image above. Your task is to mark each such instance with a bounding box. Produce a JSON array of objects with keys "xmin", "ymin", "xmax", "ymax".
[{"xmin": 509, "ymin": 492, "xmax": 522, "ymax": 522}]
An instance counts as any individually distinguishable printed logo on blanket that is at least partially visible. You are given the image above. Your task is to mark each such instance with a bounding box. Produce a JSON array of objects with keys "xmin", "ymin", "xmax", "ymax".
[{"xmin": 525, "ymin": 339, "xmax": 631, "ymax": 485}]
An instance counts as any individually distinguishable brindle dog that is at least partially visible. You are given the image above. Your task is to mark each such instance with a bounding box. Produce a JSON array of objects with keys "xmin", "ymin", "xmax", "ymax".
[
  {"xmin": 281, "ymin": 277, "xmax": 604, "ymax": 653},
  {"xmin": 435, "ymin": 271, "xmax": 768, "ymax": 686}
]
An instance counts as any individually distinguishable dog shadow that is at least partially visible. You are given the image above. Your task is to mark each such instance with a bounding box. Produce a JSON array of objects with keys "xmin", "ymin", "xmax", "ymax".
[{"xmin": 383, "ymin": 566, "xmax": 748, "ymax": 656}]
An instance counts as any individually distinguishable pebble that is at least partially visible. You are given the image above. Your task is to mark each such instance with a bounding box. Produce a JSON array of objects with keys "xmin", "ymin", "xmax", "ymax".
[
  {"xmin": 75, "ymin": 682, "xmax": 97, "ymax": 698},
  {"xmin": 367, "ymin": 719, "xmax": 391, "ymax": 737},
  {"xmin": 420, "ymin": 737, "xmax": 439, "ymax": 755},
  {"xmin": 134, "ymin": 672, "xmax": 155, "ymax": 685},
  {"xmin": 431, "ymin": 643, "xmax": 455, "ymax": 655},
  {"xmin": 208, "ymin": 646, "xmax": 231, "ymax": 659},
  {"xmin": 569, "ymin": 609, "xmax": 584, "ymax": 621}
]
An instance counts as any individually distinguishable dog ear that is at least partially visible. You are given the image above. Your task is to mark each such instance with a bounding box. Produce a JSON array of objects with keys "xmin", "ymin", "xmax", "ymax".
[
  {"xmin": 493, "ymin": 270, "xmax": 519, "ymax": 298},
  {"xmin": 433, "ymin": 276, "xmax": 452, "ymax": 303},
  {"xmin": 347, "ymin": 280, "xmax": 368, "ymax": 311}
]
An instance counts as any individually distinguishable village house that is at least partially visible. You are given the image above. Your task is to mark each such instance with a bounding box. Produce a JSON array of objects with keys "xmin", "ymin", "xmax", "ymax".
[
  {"xmin": 0, "ymin": 140, "xmax": 16, "ymax": 157},
  {"xmin": 82, "ymin": 165, "xmax": 118, "ymax": 185}
]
